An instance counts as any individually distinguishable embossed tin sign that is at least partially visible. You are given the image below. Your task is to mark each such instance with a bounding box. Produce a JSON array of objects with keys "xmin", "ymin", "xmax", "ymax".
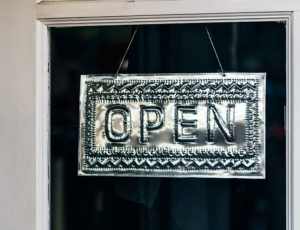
[{"xmin": 78, "ymin": 73, "xmax": 265, "ymax": 178}]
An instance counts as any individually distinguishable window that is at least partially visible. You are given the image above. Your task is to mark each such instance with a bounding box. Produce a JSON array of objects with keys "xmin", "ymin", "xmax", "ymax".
[{"xmin": 51, "ymin": 22, "xmax": 286, "ymax": 230}]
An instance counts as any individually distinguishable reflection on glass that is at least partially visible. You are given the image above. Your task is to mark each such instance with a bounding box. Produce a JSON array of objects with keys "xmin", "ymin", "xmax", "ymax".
[{"xmin": 51, "ymin": 22, "xmax": 286, "ymax": 230}]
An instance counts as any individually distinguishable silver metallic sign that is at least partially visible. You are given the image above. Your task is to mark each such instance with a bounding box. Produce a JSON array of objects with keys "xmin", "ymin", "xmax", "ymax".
[{"xmin": 78, "ymin": 73, "xmax": 265, "ymax": 178}]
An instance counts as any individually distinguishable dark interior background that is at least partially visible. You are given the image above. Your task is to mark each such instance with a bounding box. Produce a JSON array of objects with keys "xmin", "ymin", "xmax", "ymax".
[{"xmin": 51, "ymin": 22, "xmax": 286, "ymax": 230}]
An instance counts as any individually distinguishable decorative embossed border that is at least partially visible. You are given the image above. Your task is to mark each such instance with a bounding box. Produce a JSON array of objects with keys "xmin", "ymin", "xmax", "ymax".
[{"xmin": 78, "ymin": 73, "xmax": 265, "ymax": 178}]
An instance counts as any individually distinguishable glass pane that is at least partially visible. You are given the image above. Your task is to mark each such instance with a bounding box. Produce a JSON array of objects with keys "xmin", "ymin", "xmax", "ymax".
[{"xmin": 51, "ymin": 22, "xmax": 286, "ymax": 230}]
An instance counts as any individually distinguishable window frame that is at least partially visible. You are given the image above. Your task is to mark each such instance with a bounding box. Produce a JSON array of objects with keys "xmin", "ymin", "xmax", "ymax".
[{"xmin": 35, "ymin": 2, "xmax": 297, "ymax": 229}]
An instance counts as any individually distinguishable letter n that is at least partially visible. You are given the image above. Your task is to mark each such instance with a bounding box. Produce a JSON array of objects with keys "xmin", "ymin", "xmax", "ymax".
[{"xmin": 207, "ymin": 104, "xmax": 235, "ymax": 144}]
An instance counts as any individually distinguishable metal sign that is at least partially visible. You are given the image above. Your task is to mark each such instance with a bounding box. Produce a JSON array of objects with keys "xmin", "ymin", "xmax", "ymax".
[{"xmin": 78, "ymin": 73, "xmax": 265, "ymax": 178}]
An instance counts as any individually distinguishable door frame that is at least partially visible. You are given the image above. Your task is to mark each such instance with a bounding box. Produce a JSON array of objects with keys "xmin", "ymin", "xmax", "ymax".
[{"xmin": 35, "ymin": 2, "xmax": 297, "ymax": 229}]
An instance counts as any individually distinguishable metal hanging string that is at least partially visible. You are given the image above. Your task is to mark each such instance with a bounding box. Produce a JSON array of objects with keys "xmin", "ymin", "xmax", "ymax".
[
  {"xmin": 115, "ymin": 25, "xmax": 224, "ymax": 76},
  {"xmin": 205, "ymin": 26, "xmax": 226, "ymax": 76},
  {"xmin": 115, "ymin": 25, "xmax": 139, "ymax": 77}
]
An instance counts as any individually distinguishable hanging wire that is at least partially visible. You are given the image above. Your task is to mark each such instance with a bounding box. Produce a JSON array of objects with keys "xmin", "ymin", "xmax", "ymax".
[
  {"xmin": 205, "ymin": 26, "xmax": 226, "ymax": 76},
  {"xmin": 115, "ymin": 25, "xmax": 139, "ymax": 78},
  {"xmin": 115, "ymin": 25, "xmax": 224, "ymax": 77}
]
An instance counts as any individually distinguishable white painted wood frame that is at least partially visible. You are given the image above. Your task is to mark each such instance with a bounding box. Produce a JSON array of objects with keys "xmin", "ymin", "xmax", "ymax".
[{"xmin": 1, "ymin": 0, "xmax": 299, "ymax": 230}]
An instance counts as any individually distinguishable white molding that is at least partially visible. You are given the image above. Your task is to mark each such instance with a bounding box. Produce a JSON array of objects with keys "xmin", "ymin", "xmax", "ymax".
[
  {"xmin": 40, "ymin": 12, "xmax": 292, "ymax": 27},
  {"xmin": 286, "ymin": 13, "xmax": 293, "ymax": 230},
  {"xmin": 292, "ymin": 10, "xmax": 300, "ymax": 230},
  {"xmin": 36, "ymin": 20, "xmax": 50, "ymax": 230},
  {"xmin": 36, "ymin": 0, "xmax": 300, "ymax": 20}
]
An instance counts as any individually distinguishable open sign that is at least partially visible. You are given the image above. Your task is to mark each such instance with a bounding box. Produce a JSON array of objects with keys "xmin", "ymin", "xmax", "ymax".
[
  {"xmin": 97, "ymin": 103, "xmax": 245, "ymax": 147},
  {"xmin": 78, "ymin": 74, "xmax": 265, "ymax": 178}
]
